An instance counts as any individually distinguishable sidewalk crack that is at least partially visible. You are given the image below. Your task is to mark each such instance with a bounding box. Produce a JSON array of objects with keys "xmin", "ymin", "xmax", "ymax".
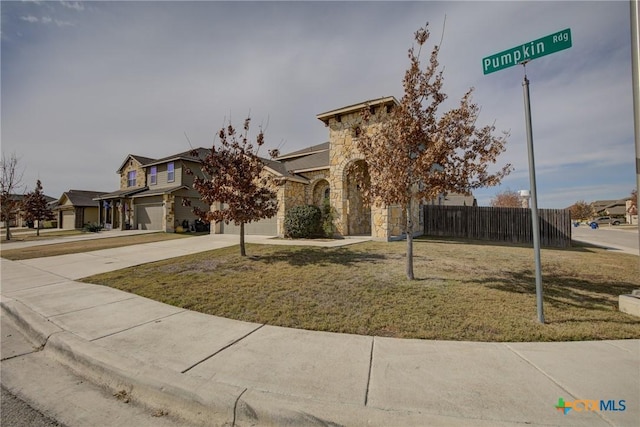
[
  {"xmin": 364, "ymin": 336, "xmax": 375, "ymax": 406},
  {"xmin": 232, "ymin": 388, "xmax": 248, "ymax": 427}
]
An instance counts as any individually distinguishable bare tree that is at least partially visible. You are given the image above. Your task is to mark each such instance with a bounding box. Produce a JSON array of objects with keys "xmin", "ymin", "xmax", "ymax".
[
  {"xmin": 23, "ymin": 179, "xmax": 54, "ymax": 236},
  {"xmin": 187, "ymin": 117, "xmax": 279, "ymax": 256},
  {"xmin": 0, "ymin": 152, "xmax": 25, "ymax": 241},
  {"xmin": 490, "ymin": 189, "xmax": 522, "ymax": 208},
  {"xmin": 355, "ymin": 24, "xmax": 511, "ymax": 279}
]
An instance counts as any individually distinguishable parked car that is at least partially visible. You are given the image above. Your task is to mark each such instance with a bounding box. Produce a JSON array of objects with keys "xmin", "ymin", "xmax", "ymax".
[{"xmin": 588, "ymin": 216, "xmax": 625, "ymax": 226}]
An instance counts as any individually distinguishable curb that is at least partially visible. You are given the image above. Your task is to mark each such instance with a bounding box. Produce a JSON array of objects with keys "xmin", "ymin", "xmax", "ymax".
[
  {"xmin": 0, "ymin": 300, "xmax": 529, "ymax": 427},
  {"xmin": 1, "ymin": 298, "xmax": 62, "ymax": 348}
]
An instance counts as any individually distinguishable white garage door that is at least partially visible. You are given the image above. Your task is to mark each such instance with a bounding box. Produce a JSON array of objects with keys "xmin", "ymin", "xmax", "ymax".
[
  {"xmin": 223, "ymin": 215, "xmax": 277, "ymax": 235},
  {"xmin": 136, "ymin": 204, "xmax": 163, "ymax": 230},
  {"xmin": 61, "ymin": 210, "xmax": 76, "ymax": 230}
]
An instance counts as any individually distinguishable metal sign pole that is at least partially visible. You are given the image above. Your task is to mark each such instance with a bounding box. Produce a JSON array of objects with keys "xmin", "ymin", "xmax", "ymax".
[
  {"xmin": 630, "ymin": 0, "xmax": 640, "ymax": 259},
  {"xmin": 522, "ymin": 64, "xmax": 545, "ymax": 324}
]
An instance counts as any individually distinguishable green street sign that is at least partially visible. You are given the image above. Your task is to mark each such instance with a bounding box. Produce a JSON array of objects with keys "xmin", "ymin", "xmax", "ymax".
[{"xmin": 483, "ymin": 28, "xmax": 572, "ymax": 75}]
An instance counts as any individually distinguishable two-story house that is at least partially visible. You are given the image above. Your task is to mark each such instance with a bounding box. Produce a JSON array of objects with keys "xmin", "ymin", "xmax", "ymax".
[{"xmin": 96, "ymin": 149, "xmax": 210, "ymax": 232}]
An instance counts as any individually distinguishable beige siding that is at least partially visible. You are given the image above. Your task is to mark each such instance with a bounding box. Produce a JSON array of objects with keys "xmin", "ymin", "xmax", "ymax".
[
  {"xmin": 148, "ymin": 161, "xmax": 186, "ymax": 188},
  {"xmin": 174, "ymin": 194, "xmax": 209, "ymax": 227}
]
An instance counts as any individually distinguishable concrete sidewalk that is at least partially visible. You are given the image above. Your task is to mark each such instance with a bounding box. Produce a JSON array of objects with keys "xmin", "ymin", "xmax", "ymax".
[
  {"xmin": 1, "ymin": 235, "xmax": 638, "ymax": 426},
  {"xmin": 0, "ymin": 228, "xmax": 162, "ymax": 250}
]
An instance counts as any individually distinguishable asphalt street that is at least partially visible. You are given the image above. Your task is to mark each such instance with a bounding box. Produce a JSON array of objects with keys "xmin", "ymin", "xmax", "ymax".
[
  {"xmin": 1, "ymin": 386, "xmax": 66, "ymax": 427},
  {"xmin": 571, "ymin": 225, "xmax": 639, "ymax": 255}
]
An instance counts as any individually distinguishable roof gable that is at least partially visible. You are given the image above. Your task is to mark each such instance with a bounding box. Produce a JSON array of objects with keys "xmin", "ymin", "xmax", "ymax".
[
  {"xmin": 59, "ymin": 190, "xmax": 108, "ymax": 207},
  {"xmin": 117, "ymin": 154, "xmax": 156, "ymax": 173},
  {"xmin": 317, "ymin": 96, "xmax": 399, "ymax": 125}
]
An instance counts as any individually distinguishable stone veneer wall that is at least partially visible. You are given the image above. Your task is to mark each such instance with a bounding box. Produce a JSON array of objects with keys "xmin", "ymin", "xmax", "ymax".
[
  {"xmin": 276, "ymin": 180, "xmax": 307, "ymax": 236},
  {"xmin": 302, "ymin": 170, "xmax": 331, "ymax": 206},
  {"xmin": 163, "ymin": 194, "xmax": 175, "ymax": 233},
  {"xmin": 326, "ymin": 109, "xmax": 391, "ymax": 240},
  {"xmin": 120, "ymin": 159, "xmax": 146, "ymax": 190}
]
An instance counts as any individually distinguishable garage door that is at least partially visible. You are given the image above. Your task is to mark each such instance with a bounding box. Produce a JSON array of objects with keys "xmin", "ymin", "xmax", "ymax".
[
  {"xmin": 223, "ymin": 216, "xmax": 277, "ymax": 235},
  {"xmin": 136, "ymin": 204, "xmax": 163, "ymax": 230},
  {"xmin": 61, "ymin": 210, "xmax": 76, "ymax": 230}
]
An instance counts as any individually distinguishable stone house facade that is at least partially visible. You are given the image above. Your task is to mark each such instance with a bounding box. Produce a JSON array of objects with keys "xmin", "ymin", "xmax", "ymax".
[
  {"xmin": 97, "ymin": 96, "xmax": 434, "ymax": 239},
  {"xmin": 220, "ymin": 96, "xmax": 417, "ymax": 240}
]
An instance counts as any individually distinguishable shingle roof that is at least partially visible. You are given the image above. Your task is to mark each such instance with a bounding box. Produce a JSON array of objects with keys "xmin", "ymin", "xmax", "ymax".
[
  {"xmin": 130, "ymin": 185, "xmax": 188, "ymax": 198},
  {"xmin": 94, "ymin": 187, "xmax": 148, "ymax": 200},
  {"xmin": 145, "ymin": 147, "xmax": 211, "ymax": 167},
  {"xmin": 276, "ymin": 142, "xmax": 329, "ymax": 160},
  {"xmin": 282, "ymin": 150, "xmax": 329, "ymax": 172},
  {"xmin": 60, "ymin": 190, "xmax": 108, "ymax": 207},
  {"xmin": 117, "ymin": 154, "xmax": 157, "ymax": 173}
]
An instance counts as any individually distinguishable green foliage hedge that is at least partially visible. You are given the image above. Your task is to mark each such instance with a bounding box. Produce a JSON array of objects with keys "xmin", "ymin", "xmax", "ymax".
[
  {"xmin": 84, "ymin": 222, "xmax": 103, "ymax": 233},
  {"xmin": 284, "ymin": 205, "xmax": 322, "ymax": 238}
]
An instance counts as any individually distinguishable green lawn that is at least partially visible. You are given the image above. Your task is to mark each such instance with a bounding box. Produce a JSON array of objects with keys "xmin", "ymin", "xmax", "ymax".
[{"xmin": 80, "ymin": 238, "xmax": 640, "ymax": 342}]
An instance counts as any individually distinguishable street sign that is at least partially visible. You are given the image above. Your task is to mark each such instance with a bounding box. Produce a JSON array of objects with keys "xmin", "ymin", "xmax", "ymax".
[{"xmin": 482, "ymin": 28, "xmax": 572, "ymax": 74}]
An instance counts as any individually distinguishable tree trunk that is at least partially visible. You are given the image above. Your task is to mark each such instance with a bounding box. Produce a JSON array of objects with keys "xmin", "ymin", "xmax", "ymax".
[
  {"xmin": 239, "ymin": 222, "xmax": 246, "ymax": 256},
  {"xmin": 36, "ymin": 221, "xmax": 40, "ymax": 237},
  {"xmin": 405, "ymin": 203, "xmax": 415, "ymax": 280},
  {"xmin": 5, "ymin": 224, "xmax": 11, "ymax": 241}
]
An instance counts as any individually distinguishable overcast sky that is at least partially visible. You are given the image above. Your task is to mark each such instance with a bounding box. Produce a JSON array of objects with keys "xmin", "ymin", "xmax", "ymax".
[{"xmin": 1, "ymin": 0, "xmax": 636, "ymax": 208}]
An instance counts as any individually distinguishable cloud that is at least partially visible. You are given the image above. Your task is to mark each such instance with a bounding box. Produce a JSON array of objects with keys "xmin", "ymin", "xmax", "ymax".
[
  {"xmin": 20, "ymin": 15, "xmax": 39, "ymax": 23},
  {"xmin": 60, "ymin": 1, "xmax": 84, "ymax": 12},
  {"xmin": 1, "ymin": 1, "xmax": 635, "ymax": 209}
]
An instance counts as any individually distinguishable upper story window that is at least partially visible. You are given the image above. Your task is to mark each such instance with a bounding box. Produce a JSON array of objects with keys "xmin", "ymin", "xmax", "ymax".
[
  {"xmin": 127, "ymin": 170, "xmax": 136, "ymax": 187},
  {"xmin": 150, "ymin": 166, "xmax": 157, "ymax": 185},
  {"xmin": 167, "ymin": 162, "xmax": 175, "ymax": 182}
]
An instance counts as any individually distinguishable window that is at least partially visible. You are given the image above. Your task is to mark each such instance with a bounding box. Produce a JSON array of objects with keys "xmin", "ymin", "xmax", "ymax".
[
  {"xmin": 150, "ymin": 166, "xmax": 157, "ymax": 185},
  {"xmin": 167, "ymin": 162, "xmax": 175, "ymax": 182},
  {"xmin": 127, "ymin": 170, "xmax": 136, "ymax": 187}
]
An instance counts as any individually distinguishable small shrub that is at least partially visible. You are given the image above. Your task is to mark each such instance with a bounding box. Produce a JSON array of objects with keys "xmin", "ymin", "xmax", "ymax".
[
  {"xmin": 284, "ymin": 205, "xmax": 322, "ymax": 238},
  {"xmin": 84, "ymin": 222, "xmax": 103, "ymax": 233}
]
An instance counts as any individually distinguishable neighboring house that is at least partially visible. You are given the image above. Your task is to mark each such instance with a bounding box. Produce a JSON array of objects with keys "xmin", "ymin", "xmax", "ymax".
[
  {"xmin": 1, "ymin": 193, "xmax": 57, "ymax": 228},
  {"xmin": 96, "ymin": 150, "xmax": 212, "ymax": 232},
  {"xmin": 592, "ymin": 199, "xmax": 629, "ymax": 217},
  {"xmin": 426, "ymin": 193, "xmax": 478, "ymax": 207},
  {"xmin": 55, "ymin": 190, "xmax": 107, "ymax": 229}
]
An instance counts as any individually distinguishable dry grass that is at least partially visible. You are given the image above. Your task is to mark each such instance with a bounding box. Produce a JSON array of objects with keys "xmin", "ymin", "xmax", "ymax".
[
  {"xmin": 0, "ymin": 229, "xmax": 83, "ymax": 243},
  {"xmin": 80, "ymin": 237, "xmax": 640, "ymax": 342},
  {"xmin": 0, "ymin": 232, "xmax": 205, "ymax": 260}
]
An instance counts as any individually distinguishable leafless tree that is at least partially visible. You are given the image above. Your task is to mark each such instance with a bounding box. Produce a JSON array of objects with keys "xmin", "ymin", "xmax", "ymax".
[{"xmin": 1, "ymin": 152, "xmax": 25, "ymax": 240}]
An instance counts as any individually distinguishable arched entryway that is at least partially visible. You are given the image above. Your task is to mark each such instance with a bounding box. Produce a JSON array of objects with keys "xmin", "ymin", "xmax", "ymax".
[
  {"xmin": 312, "ymin": 179, "xmax": 330, "ymax": 207},
  {"xmin": 345, "ymin": 160, "xmax": 371, "ymax": 235}
]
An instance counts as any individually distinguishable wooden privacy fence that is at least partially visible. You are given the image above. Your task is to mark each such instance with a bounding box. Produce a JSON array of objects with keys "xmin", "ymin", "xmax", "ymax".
[{"xmin": 423, "ymin": 205, "xmax": 572, "ymax": 247}]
